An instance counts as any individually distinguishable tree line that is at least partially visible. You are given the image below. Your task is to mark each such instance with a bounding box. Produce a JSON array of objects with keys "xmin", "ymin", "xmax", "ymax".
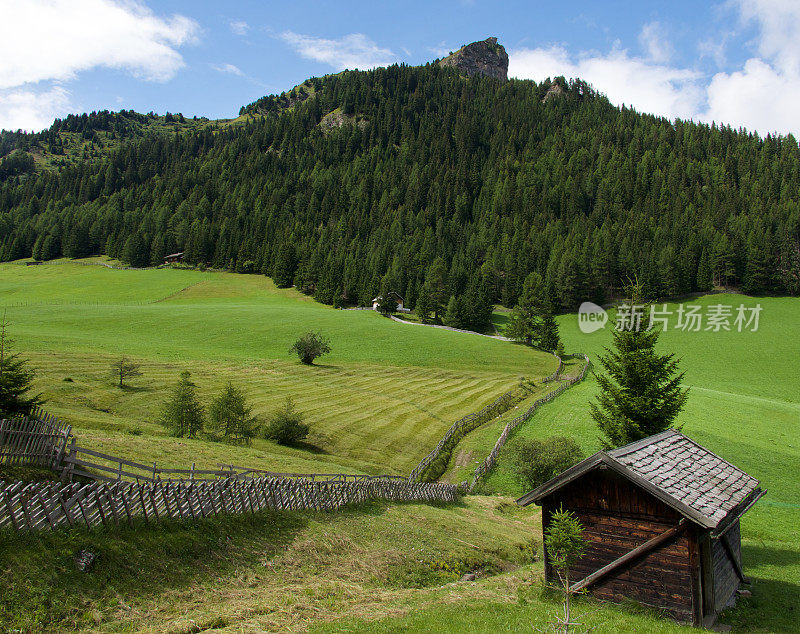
[{"xmin": 1, "ymin": 63, "xmax": 799, "ymax": 321}]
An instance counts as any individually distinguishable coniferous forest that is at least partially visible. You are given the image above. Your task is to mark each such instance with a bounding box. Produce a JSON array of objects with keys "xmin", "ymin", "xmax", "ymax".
[{"xmin": 2, "ymin": 63, "xmax": 800, "ymax": 327}]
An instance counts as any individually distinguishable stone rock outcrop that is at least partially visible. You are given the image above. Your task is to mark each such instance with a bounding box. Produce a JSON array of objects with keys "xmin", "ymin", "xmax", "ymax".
[
  {"xmin": 438, "ymin": 37, "xmax": 509, "ymax": 81},
  {"xmin": 319, "ymin": 109, "xmax": 368, "ymax": 134},
  {"xmin": 542, "ymin": 83, "xmax": 566, "ymax": 102}
]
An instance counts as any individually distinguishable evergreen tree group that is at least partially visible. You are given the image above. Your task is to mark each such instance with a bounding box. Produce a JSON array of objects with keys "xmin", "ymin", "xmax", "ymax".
[{"xmin": 2, "ymin": 66, "xmax": 799, "ymax": 313}]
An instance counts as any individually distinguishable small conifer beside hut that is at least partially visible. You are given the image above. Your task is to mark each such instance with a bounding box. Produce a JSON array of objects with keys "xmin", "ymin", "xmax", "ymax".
[{"xmin": 517, "ymin": 430, "xmax": 764, "ymax": 626}]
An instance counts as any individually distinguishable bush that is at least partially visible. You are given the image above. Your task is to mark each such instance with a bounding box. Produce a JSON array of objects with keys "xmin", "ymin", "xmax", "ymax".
[
  {"xmin": 263, "ymin": 397, "xmax": 309, "ymax": 445},
  {"xmin": 289, "ymin": 331, "xmax": 331, "ymax": 365},
  {"xmin": 511, "ymin": 436, "xmax": 585, "ymax": 492}
]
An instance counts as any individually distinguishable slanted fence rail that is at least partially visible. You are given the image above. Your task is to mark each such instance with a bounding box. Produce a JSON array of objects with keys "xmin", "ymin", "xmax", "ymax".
[
  {"xmin": 0, "ymin": 410, "xmax": 458, "ymax": 532},
  {"xmin": 0, "ymin": 408, "xmax": 72, "ymax": 469},
  {"xmin": 468, "ymin": 354, "xmax": 591, "ymax": 489},
  {"xmin": 0, "ymin": 475, "xmax": 458, "ymax": 532},
  {"xmin": 408, "ymin": 356, "xmax": 563, "ymax": 482}
]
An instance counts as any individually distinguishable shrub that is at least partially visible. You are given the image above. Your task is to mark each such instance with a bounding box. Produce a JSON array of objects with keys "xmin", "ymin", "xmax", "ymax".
[
  {"xmin": 289, "ymin": 331, "xmax": 331, "ymax": 365},
  {"xmin": 511, "ymin": 436, "xmax": 585, "ymax": 492},
  {"xmin": 263, "ymin": 397, "xmax": 309, "ymax": 445}
]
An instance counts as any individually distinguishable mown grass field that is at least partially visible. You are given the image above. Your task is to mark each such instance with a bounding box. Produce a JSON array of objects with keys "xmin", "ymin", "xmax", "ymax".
[
  {"xmin": 2, "ymin": 263, "xmax": 798, "ymax": 632},
  {"xmin": 0, "ymin": 260, "xmax": 557, "ymax": 475},
  {"xmin": 1, "ymin": 493, "xmax": 699, "ymax": 634}
]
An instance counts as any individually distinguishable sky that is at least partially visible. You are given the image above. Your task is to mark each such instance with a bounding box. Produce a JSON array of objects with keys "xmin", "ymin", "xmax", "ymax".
[{"xmin": 1, "ymin": 0, "xmax": 800, "ymax": 138}]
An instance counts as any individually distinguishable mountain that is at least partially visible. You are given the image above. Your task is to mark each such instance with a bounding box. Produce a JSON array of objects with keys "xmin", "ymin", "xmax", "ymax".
[
  {"xmin": 438, "ymin": 37, "xmax": 509, "ymax": 81},
  {"xmin": 1, "ymin": 39, "xmax": 799, "ymax": 325}
]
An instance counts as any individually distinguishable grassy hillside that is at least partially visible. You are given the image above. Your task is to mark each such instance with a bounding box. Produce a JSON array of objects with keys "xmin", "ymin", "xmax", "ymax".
[
  {"xmin": 0, "ymin": 495, "xmax": 697, "ymax": 633},
  {"xmin": 0, "ymin": 261, "xmax": 557, "ymax": 475},
  {"xmin": 470, "ymin": 294, "xmax": 800, "ymax": 632}
]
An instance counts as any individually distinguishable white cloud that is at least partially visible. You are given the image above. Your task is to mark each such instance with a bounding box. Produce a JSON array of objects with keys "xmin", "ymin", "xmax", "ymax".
[
  {"xmin": 705, "ymin": 58, "xmax": 800, "ymax": 134},
  {"xmin": 427, "ymin": 41, "xmax": 452, "ymax": 58},
  {"xmin": 0, "ymin": 0, "xmax": 198, "ymax": 131},
  {"xmin": 211, "ymin": 63, "xmax": 244, "ymax": 76},
  {"xmin": 701, "ymin": 0, "xmax": 800, "ymax": 136},
  {"xmin": 279, "ymin": 32, "xmax": 398, "ymax": 71},
  {"xmin": 0, "ymin": 86, "xmax": 71, "ymax": 132},
  {"xmin": 509, "ymin": 44, "xmax": 704, "ymax": 122},
  {"xmin": 229, "ymin": 20, "xmax": 249, "ymax": 36},
  {"xmin": 735, "ymin": 0, "xmax": 800, "ymax": 73},
  {"xmin": 0, "ymin": 0, "xmax": 199, "ymax": 89},
  {"xmin": 639, "ymin": 22, "xmax": 673, "ymax": 63}
]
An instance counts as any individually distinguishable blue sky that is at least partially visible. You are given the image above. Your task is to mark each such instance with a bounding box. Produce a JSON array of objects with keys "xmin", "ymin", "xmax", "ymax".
[{"xmin": 2, "ymin": 1, "xmax": 799, "ymax": 137}]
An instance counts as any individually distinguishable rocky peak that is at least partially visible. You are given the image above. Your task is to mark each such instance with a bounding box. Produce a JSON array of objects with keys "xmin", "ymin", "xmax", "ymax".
[{"xmin": 438, "ymin": 37, "xmax": 509, "ymax": 81}]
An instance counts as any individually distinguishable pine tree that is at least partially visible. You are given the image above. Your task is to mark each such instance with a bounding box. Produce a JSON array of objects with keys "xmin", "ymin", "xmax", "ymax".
[
  {"xmin": 415, "ymin": 282, "xmax": 434, "ymax": 323},
  {"xmin": 591, "ymin": 295, "xmax": 689, "ymax": 447},
  {"xmin": 537, "ymin": 306, "xmax": 561, "ymax": 353},
  {"xmin": 0, "ymin": 314, "xmax": 43, "ymax": 416},
  {"xmin": 209, "ymin": 382, "xmax": 259, "ymax": 445},
  {"xmin": 443, "ymin": 295, "xmax": 462, "ymax": 328},
  {"xmin": 273, "ymin": 242, "xmax": 297, "ymax": 287},
  {"xmin": 506, "ymin": 272, "xmax": 545, "ymax": 344},
  {"xmin": 159, "ymin": 371, "xmax": 204, "ymax": 438},
  {"xmin": 424, "ymin": 258, "xmax": 449, "ymax": 323}
]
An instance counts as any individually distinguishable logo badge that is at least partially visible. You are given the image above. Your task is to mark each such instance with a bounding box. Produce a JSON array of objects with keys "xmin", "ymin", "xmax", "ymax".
[{"xmin": 578, "ymin": 302, "xmax": 608, "ymax": 334}]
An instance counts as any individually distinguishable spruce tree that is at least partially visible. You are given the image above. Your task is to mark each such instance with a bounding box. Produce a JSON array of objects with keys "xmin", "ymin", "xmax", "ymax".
[
  {"xmin": 415, "ymin": 283, "xmax": 434, "ymax": 323},
  {"xmin": 506, "ymin": 272, "xmax": 545, "ymax": 344},
  {"xmin": 537, "ymin": 307, "xmax": 561, "ymax": 353},
  {"xmin": 591, "ymin": 300, "xmax": 689, "ymax": 447},
  {"xmin": 0, "ymin": 315, "xmax": 43, "ymax": 416},
  {"xmin": 159, "ymin": 371, "xmax": 204, "ymax": 438},
  {"xmin": 209, "ymin": 382, "xmax": 259, "ymax": 445}
]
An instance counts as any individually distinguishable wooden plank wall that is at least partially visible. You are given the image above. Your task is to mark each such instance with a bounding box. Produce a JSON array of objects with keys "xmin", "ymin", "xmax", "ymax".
[
  {"xmin": 543, "ymin": 471, "xmax": 695, "ymax": 622},
  {"xmin": 712, "ymin": 520, "xmax": 742, "ymax": 612},
  {"xmin": 0, "ymin": 476, "xmax": 459, "ymax": 532}
]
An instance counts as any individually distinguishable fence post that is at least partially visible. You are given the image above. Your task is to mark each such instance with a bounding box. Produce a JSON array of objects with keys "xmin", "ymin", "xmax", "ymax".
[
  {"xmin": 60, "ymin": 438, "xmax": 76, "ymax": 483},
  {"xmin": 53, "ymin": 425, "xmax": 72, "ymax": 470}
]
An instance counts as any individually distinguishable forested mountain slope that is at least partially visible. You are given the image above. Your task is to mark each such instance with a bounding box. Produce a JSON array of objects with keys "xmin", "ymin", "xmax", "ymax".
[{"xmin": 1, "ymin": 60, "xmax": 799, "ymax": 316}]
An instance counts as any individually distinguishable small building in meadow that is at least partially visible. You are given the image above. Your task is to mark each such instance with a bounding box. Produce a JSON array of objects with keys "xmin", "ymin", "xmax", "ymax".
[
  {"xmin": 517, "ymin": 429, "xmax": 764, "ymax": 626},
  {"xmin": 163, "ymin": 252, "xmax": 184, "ymax": 265},
  {"xmin": 372, "ymin": 292, "xmax": 406, "ymax": 312}
]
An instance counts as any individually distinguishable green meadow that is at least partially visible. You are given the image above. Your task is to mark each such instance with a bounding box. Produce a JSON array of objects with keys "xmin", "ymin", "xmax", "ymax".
[
  {"xmin": 465, "ymin": 293, "xmax": 800, "ymax": 632},
  {"xmin": 2, "ymin": 263, "xmax": 799, "ymax": 632},
  {"xmin": 0, "ymin": 260, "xmax": 557, "ymax": 476}
]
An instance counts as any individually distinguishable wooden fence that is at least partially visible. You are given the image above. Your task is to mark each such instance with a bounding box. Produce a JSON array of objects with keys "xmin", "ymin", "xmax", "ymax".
[
  {"xmin": 0, "ymin": 475, "xmax": 458, "ymax": 532},
  {"xmin": 0, "ymin": 411, "xmax": 458, "ymax": 532},
  {"xmin": 59, "ymin": 442, "xmax": 411, "ymax": 485},
  {"xmin": 467, "ymin": 354, "xmax": 591, "ymax": 490},
  {"xmin": 408, "ymin": 357, "xmax": 564, "ymax": 482},
  {"xmin": 0, "ymin": 408, "xmax": 72, "ymax": 469}
]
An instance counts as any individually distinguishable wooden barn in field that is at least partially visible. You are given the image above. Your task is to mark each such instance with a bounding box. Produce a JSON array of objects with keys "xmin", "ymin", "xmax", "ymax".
[{"xmin": 517, "ymin": 430, "xmax": 765, "ymax": 626}]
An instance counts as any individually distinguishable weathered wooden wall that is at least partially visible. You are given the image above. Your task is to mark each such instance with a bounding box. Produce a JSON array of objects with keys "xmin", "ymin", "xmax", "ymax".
[
  {"xmin": 712, "ymin": 520, "xmax": 742, "ymax": 613},
  {"xmin": 542, "ymin": 470, "xmax": 696, "ymax": 622}
]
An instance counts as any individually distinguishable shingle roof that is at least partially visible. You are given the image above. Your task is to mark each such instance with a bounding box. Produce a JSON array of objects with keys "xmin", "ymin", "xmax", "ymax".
[
  {"xmin": 608, "ymin": 430, "xmax": 760, "ymax": 527},
  {"xmin": 517, "ymin": 429, "xmax": 763, "ymax": 529}
]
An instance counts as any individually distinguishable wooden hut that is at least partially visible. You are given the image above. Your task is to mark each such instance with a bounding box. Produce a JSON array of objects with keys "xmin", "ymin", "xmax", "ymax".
[
  {"xmin": 372, "ymin": 291, "xmax": 406, "ymax": 312},
  {"xmin": 517, "ymin": 430, "xmax": 764, "ymax": 626},
  {"xmin": 163, "ymin": 252, "xmax": 184, "ymax": 265}
]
